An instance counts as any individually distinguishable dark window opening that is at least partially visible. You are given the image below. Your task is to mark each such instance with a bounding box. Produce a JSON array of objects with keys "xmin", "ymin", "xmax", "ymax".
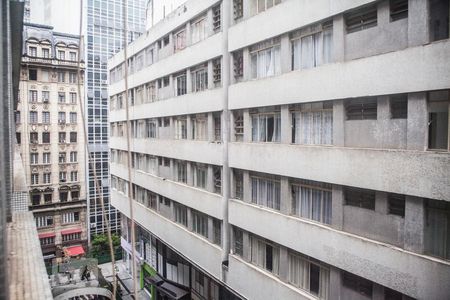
[
  {"xmin": 390, "ymin": 94, "xmax": 408, "ymax": 119},
  {"xmin": 390, "ymin": 0, "xmax": 408, "ymax": 21},
  {"xmin": 344, "ymin": 187, "xmax": 376, "ymax": 210},
  {"xmin": 345, "ymin": 4, "xmax": 378, "ymax": 33},
  {"xmin": 309, "ymin": 264, "xmax": 320, "ymax": 295},
  {"xmin": 342, "ymin": 271, "xmax": 373, "ymax": 297},
  {"xmin": 388, "ymin": 194, "xmax": 405, "ymax": 217},
  {"xmin": 265, "ymin": 244, "xmax": 273, "ymax": 272},
  {"xmin": 345, "ymin": 97, "xmax": 378, "ymax": 120},
  {"xmin": 430, "ymin": 0, "xmax": 450, "ymax": 42},
  {"xmin": 29, "ymin": 69, "xmax": 37, "ymax": 80}
]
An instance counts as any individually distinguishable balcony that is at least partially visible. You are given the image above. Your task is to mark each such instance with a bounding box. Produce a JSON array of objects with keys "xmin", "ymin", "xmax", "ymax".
[{"xmin": 22, "ymin": 55, "xmax": 85, "ymax": 69}]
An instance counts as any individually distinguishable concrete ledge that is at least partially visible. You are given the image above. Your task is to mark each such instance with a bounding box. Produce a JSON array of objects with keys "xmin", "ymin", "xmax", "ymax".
[
  {"xmin": 111, "ymin": 163, "xmax": 223, "ymax": 219},
  {"xmin": 110, "ymin": 137, "xmax": 223, "ymax": 166},
  {"xmin": 229, "ymin": 199, "xmax": 450, "ymax": 299},
  {"xmin": 111, "ymin": 191, "xmax": 223, "ymax": 280},
  {"xmin": 229, "ymin": 142, "xmax": 450, "ymax": 201}
]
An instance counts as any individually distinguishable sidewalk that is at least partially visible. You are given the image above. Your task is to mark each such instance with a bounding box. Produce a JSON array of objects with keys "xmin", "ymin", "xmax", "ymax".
[{"xmin": 99, "ymin": 260, "xmax": 151, "ymax": 300}]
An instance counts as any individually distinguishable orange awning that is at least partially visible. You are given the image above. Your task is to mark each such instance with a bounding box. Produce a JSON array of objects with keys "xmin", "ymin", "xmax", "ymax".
[
  {"xmin": 38, "ymin": 232, "xmax": 55, "ymax": 239},
  {"xmin": 61, "ymin": 228, "xmax": 82, "ymax": 235},
  {"xmin": 64, "ymin": 245, "xmax": 85, "ymax": 257}
]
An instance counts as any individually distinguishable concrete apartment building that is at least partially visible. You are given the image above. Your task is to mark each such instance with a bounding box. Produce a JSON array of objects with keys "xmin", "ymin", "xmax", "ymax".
[
  {"xmin": 108, "ymin": 0, "xmax": 450, "ymax": 299},
  {"xmin": 16, "ymin": 23, "xmax": 87, "ymax": 263}
]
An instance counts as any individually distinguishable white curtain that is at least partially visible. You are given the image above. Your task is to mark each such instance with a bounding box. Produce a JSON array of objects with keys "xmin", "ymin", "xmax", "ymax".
[
  {"xmin": 319, "ymin": 267, "xmax": 330, "ymax": 300},
  {"xmin": 252, "ymin": 46, "xmax": 281, "ymax": 79},
  {"xmin": 301, "ymin": 35, "xmax": 314, "ymax": 69},
  {"xmin": 288, "ymin": 254, "xmax": 309, "ymax": 290},
  {"xmin": 294, "ymin": 110, "xmax": 333, "ymax": 145},
  {"xmin": 293, "ymin": 29, "xmax": 333, "ymax": 70},
  {"xmin": 293, "ymin": 185, "xmax": 332, "ymax": 225},
  {"xmin": 322, "ymin": 29, "xmax": 333, "ymax": 64}
]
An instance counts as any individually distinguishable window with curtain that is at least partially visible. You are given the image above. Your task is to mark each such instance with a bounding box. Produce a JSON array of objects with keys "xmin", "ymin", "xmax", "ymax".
[
  {"xmin": 191, "ymin": 66, "xmax": 208, "ymax": 92},
  {"xmin": 176, "ymin": 161, "xmax": 187, "ymax": 183},
  {"xmin": 250, "ymin": 42, "xmax": 281, "ymax": 79},
  {"xmin": 174, "ymin": 117, "xmax": 187, "ymax": 139},
  {"xmin": 192, "ymin": 115, "xmax": 208, "ymax": 140},
  {"xmin": 174, "ymin": 202, "xmax": 188, "ymax": 227},
  {"xmin": 250, "ymin": 235, "xmax": 280, "ymax": 275},
  {"xmin": 288, "ymin": 253, "xmax": 330, "ymax": 299},
  {"xmin": 425, "ymin": 199, "xmax": 450, "ymax": 260},
  {"xmin": 256, "ymin": 0, "xmax": 282, "ymax": 14},
  {"xmin": 233, "ymin": 227, "xmax": 244, "ymax": 256},
  {"xmin": 251, "ymin": 112, "xmax": 281, "ymax": 142},
  {"xmin": 292, "ymin": 102, "xmax": 333, "ymax": 145},
  {"xmin": 194, "ymin": 164, "xmax": 207, "ymax": 189},
  {"xmin": 292, "ymin": 180, "xmax": 332, "ymax": 225},
  {"xmin": 251, "ymin": 175, "xmax": 281, "ymax": 210},
  {"xmin": 175, "ymin": 29, "xmax": 187, "ymax": 51},
  {"xmin": 191, "ymin": 17, "xmax": 207, "ymax": 44},
  {"xmin": 175, "ymin": 73, "xmax": 187, "ymax": 96},
  {"xmin": 192, "ymin": 210, "xmax": 208, "ymax": 238},
  {"xmin": 292, "ymin": 21, "xmax": 333, "ymax": 71}
]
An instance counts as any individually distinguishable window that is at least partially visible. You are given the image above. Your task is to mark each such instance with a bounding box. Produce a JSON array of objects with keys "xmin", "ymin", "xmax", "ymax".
[
  {"xmin": 256, "ymin": 0, "xmax": 282, "ymax": 13},
  {"xmin": 62, "ymin": 211, "xmax": 80, "ymax": 224},
  {"xmin": 146, "ymin": 47, "xmax": 154, "ymax": 66},
  {"xmin": 146, "ymin": 119, "xmax": 157, "ymax": 138},
  {"xmin": 213, "ymin": 59, "xmax": 221, "ymax": 85},
  {"xmin": 345, "ymin": 97, "xmax": 378, "ymax": 120},
  {"xmin": 42, "ymin": 48, "xmax": 50, "ymax": 58},
  {"xmin": 58, "ymin": 92, "xmax": 66, "ymax": 103},
  {"xmin": 344, "ymin": 187, "xmax": 375, "ymax": 210},
  {"xmin": 70, "ymin": 112, "xmax": 77, "ymax": 124},
  {"xmin": 428, "ymin": 91, "xmax": 449, "ymax": 150},
  {"xmin": 342, "ymin": 271, "xmax": 373, "ymax": 297},
  {"xmin": 234, "ymin": 169, "xmax": 244, "ymax": 200},
  {"xmin": 29, "ymin": 46, "xmax": 37, "ymax": 57},
  {"xmin": 31, "ymin": 194, "xmax": 40, "ymax": 206},
  {"xmin": 174, "ymin": 117, "xmax": 187, "ymax": 139},
  {"xmin": 57, "ymin": 71, "xmax": 65, "ymax": 82},
  {"xmin": 36, "ymin": 215, "xmax": 53, "ymax": 228},
  {"xmin": 288, "ymin": 253, "xmax": 329, "ymax": 299},
  {"xmin": 390, "ymin": 94, "xmax": 408, "ymax": 119},
  {"xmin": 14, "ymin": 111, "xmax": 20, "ymax": 124},
  {"xmin": 390, "ymin": 0, "xmax": 408, "ymax": 21},
  {"xmin": 430, "ymin": 0, "xmax": 450, "ymax": 42},
  {"xmin": 30, "ymin": 132, "xmax": 38, "ymax": 143},
  {"xmin": 70, "ymin": 92, "xmax": 77, "ymax": 104},
  {"xmin": 214, "ymin": 114, "xmax": 221, "ymax": 141},
  {"xmin": 176, "ymin": 161, "xmax": 187, "ymax": 183},
  {"xmin": 42, "ymin": 111, "xmax": 50, "ymax": 124},
  {"xmin": 29, "ymin": 90, "xmax": 37, "ymax": 102},
  {"xmin": 233, "ymin": 0, "xmax": 243, "ymax": 20},
  {"xmin": 292, "ymin": 180, "xmax": 332, "ymax": 224},
  {"xmin": 31, "ymin": 173, "xmax": 39, "ymax": 185},
  {"xmin": 29, "ymin": 69, "xmax": 37, "ymax": 80},
  {"xmin": 213, "ymin": 166, "xmax": 222, "ymax": 194},
  {"xmin": 58, "ymin": 50, "xmax": 65, "ymax": 60},
  {"xmin": 174, "ymin": 203, "xmax": 188, "ymax": 227},
  {"xmin": 213, "ymin": 5, "xmax": 221, "ymax": 32},
  {"xmin": 69, "ymin": 72, "xmax": 77, "ymax": 84},
  {"xmin": 292, "ymin": 102, "xmax": 333, "ymax": 145},
  {"xmin": 191, "ymin": 66, "xmax": 208, "ymax": 92},
  {"xmin": 424, "ymin": 199, "xmax": 450, "ymax": 260},
  {"xmin": 233, "ymin": 51, "xmax": 244, "ymax": 79},
  {"xmin": 42, "ymin": 91, "xmax": 49, "ymax": 103},
  {"xmin": 192, "ymin": 210, "xmax": 208, "ymax": 238},
  {"xmin": 29, "ymin": 111, "xmax": 38, "ymax": 124},
  {"xmin": 40, "ymin": 236, "xmax": 55, "ymax": 246},
  {"xmin": 70, "ymin": 151, "xmax": 77, "ymax": 162},
  {"xmin": 251, "ymin": 39, "xmax": 281, "ymax": 79},
  {"xmin": 234, "ymin": 111, "xmax": 244, "ymax": 141},
  {"xmin": 251, "ymin": 111, "xmax": 281, "ymax": 142},
  {"xmin": 60, "ymin": 191, "xmax": 68, "ymax": 202},
  {"xmin": 42, "ymin": 132, "xmax": 50, "ymax": 143},
  {"xmin": 44, "ymin": 193, "xmax": 52, "ymax": 203},
  {"xmin": 70, "ymin": 171, "xmax": 78, "ymax": 182},
  {"xmin": 191, "ymin": 17, "xmax": 207, "ymax": 44},
  {"xmin": 174, "ymin": 29, "xmax": 186, "ymax": 51},
  {"xmin": 175, "ymin": 73, "xmax": 187, "ymax": 96},
  {"xmin": 192, "ymin": 115, "xmax": 207, "ymax": 140},
  {"xmin": 388, "ymin": 194, "xmax": 405, "ymax": 217},
  {"xmin": 62, "ymin": 232, "xmax": 81, "ymax": 242},
  {"xmin": 291, "ymin": 21, "xmax": 333, "ymax": 70},
  {"xmin": 251, "ymin": 175, "xmax": 281, "ymax": 210},
  {"xmin": 70, "ymin": 132, "xmax": 77, "ymax": 143},
  {"xmin": 69, "ymin": 51, "xmax": 76, "ymax": 61},
  {"xmin": 16, "ymin": 132, "xmax": 21, "ymax": 144},
  {"xmin": 59, "ymin": 171, "xmax": 67, "ymax": 183},
  {"xmin": 233, "ymin": 227, "xmax": 244, "ymax": 256},
  {"xmin": 43, "ymin": 173, "xmax": 51, "ymax": 184},
  {"xmin": 213, "ymin": 219, "xmax": 222, "ymax": 246},
  {"xmin": 194, "ymin": 164, "xmax": 207, "ymax": 189},
  {"xmin": 345, "ymin": 4, "xmax": 378, "ymax": 33},
  {"xmin": 43, "ymin": 152, "xmax": 51, "ymax": 164},
  {"xmin": 41, "ymin": 70, "xmax": 49, "ymax": 82},
  {"xmin": 384, "ymin": 287, "xmax": 404, "ymax": 300},
  {"xmin": 250, "ymin": 235, "xmax": 280, "ymax": 274},
  {"xmin": 71, "ymin": 190, "xmax": 79, "ymax": 201},
  {"xmin": 30, "ymin": 152, "xmax": 38, "ymax": 164},
  {"xmin": 58, "ymin": 132, "xmax": 66, "ymax": 144}
]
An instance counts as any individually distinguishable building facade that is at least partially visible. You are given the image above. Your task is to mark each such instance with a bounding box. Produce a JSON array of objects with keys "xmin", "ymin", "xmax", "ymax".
[
  {"xmin": 16, "ymin": 23, "xmax": 87, "ymax": 262},
  {"xmin": 109, "ymin": 0, "xmax": 450, "ymax": 299},
  {"xmin": 85, "ymin": 0, "xmax": 146, "ymax": 237}
]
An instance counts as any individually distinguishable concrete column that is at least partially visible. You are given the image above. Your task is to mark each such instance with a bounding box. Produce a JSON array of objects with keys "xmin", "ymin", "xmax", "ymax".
[
  {"xmin": 186, "ymin": 115, "xmax": 192, "ymax": 140},
  {"xmin": 243, "ymin": 109, "xmax": 252, "ymax": 142},
  {"xmin": 328, "ymin": 267, "xmax": 341, "ymax": 300},
  {"xmin": 207, "ymin": 112, "xmax": 214, "ymax": 142},
  {"xmin": 280, "ymin": 34, "xmax": 291, "ymax": 74},
  {"xmin": 207, "ymin": 217, "xmax": 214, "ymax": 242},
  {"xmin": 168, "ymin": 75, "xmax": 174, "ymax": 98},
  {"xmin": 375, "ymin": 191, "xmax": 388, "ymax": 214},
  {"xmin": 280, "ymin": 105, "xmax": 291, "ymax": 144},
  {"xmin": 331, "ymin": 185, "xmax": 344, "ymax": 230},
  {"xmin": 169, "ymin": 159, "xmax": 175, "ymax": 181},
  {"xmin": 187, "ymin": 162, "xmax": 194, "ymax": 186},
  {"xmin": 332, "ymin": 100, "xmax": 345, "ymax": 147},
  {"xmin": 207, "ymin": 60, "xmax": 214, "ymax": 90},
  {"xmin": 207, "ymin": 165, "xmax": 214, "ymax": 192},
  {"xmin": 230, "ymin": 52, "xmax": 236, "ymax": 84},
  {"xmin": 243, "ymin": 0, "xmax": 253, "ymax": 19},
  {"xmin": 242, "ymin": 231, "xmax": 251, "ymax": 261},
  {"xmin": 230, "ymin": 168, "xmax": 236, "ymax": 198},
  {"xmin": 372, "ymin": 283, "xmax": 385, "ymax": 300},
  {"xmin": 206, "ymin": 8, "xmax": 214, "ymax": 37},
  {"xmin": 168, "ymin": 32, "xmax": 174, "ymax": 56},
  {"xmin": 377, "ymin": 95, "xmax": 390, "ymax": 149},
  {"xmin": 186, "ymin": 22, "xmax": 192, "ymax": 46},
  {"xmin": 243, "ymin": 170, "xmax": 251, "ymax": 203},
  {"xmin": 186, "ymin": 68, "xmax": 193, "ymax": 94},
  {"xmin": 278, "ymin": 246, "xmax": 289, "ymax": 282},
  {"xmin": 407, "ymin": 92, "xmax": 428, "ymax": 151},
  {"xmin": 404, "ymin": 196, "xmax": 424, "ymax": 253},
  {"xmin": 242, "ymin": 48, "xmax": 251, "ymax": 81},
  {"xmin": 332, "ymin": 15, "xmax": 345, "ymax": 62},
  {"xmin": 156, "ymin": 195, "xmax": 161, "ymax": 212},
  {"xmin": 187, "ymin": 208, "xmax": 193, "ymax": 231},
  {"xmin": 169, "ymin": 116, "xmax": 174, "ymax": 139},
  {"xmin": 408, "ymin": 0, "xmax": 430, "ymax": 46},
  {"xmin": 230, "ymin": 112, "xmax": 236, "ymax": 142},
  {"xmin": 377, "ymin": 0, "xmax": 390, "ymax": 27},
  {"xmin": 280, "ymin": 177, "xmax": 290, "ymax": 214}
]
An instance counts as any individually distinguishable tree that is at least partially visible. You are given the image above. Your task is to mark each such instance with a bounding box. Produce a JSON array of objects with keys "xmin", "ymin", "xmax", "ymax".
[{"xmin": 90, "ymin": 233, "xmax": 121, "ymax": 259}]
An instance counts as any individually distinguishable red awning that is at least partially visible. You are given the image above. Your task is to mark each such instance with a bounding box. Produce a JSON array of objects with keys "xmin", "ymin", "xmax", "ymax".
[
  {"xmin": 64, "ymin": 245, "xmax": 85, "ymax": 257},
  {"xmin": 61, "ymin": 228, "xmax": 82, "ymax": 235},
  {"xmin": 38, "ymin": 232, "xmax": 56, "ymax": 239}
]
